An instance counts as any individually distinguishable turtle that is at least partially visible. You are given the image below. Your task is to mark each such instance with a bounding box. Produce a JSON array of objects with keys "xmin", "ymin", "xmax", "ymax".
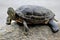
[{"xmin": 6, "ymin": 5, "xmax": 59, "ymax": 33}]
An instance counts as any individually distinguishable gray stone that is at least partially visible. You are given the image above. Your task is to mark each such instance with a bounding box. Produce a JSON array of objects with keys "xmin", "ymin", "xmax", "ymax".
[{"xmin": 0, "ymin": 22, "xmax": 60, "ymax": 40}]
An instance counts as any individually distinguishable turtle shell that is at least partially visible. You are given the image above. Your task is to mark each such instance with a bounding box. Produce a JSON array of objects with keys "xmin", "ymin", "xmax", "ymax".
[{"xmin": 15, "ymin": 5, "xmax": 55, "ymax": 24}]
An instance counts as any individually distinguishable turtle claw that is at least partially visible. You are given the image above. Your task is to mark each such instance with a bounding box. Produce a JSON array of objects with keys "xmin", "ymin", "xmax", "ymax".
[
  {"xmin": 52, "ymin": 29, "xmax": 59, "ymax": 33},
  {"xmin": 24, "ymin": 32, "xmax": 28, "ymax": 36},
  {"xmin": 6, "ymin": 23, "xmax": 11, "ymax": 25},
  {"xmin": 25, "ymin": 28, "xmax": 29, "ymax": 32}
]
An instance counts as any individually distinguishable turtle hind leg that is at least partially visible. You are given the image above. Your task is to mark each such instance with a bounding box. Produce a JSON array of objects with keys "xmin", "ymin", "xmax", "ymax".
[{"xmin": 48, "ymin": 19, "xmax": 59, "ymax": 33}]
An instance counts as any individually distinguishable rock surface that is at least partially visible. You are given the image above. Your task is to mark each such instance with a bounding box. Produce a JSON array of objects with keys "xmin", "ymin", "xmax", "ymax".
[{"xmin": 0, "ymin": 22, "xmax": 60, "ymax": 40}]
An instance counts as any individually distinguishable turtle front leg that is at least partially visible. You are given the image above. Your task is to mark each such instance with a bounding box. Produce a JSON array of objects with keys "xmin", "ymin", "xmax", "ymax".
[
  {"xmin": 48, "ymin": 19, "xmax": 59, "ymax": 33},
  {"xmin": 6, "ymin": 16, "xmax": 12, "ymax": 25},
  {"xmin": 23, "ymin": 20, "xmax": 29, "ymax": 32},
  {"xmin": 23, "ymin": 20, "xmax": 29, "ymax": 35}
]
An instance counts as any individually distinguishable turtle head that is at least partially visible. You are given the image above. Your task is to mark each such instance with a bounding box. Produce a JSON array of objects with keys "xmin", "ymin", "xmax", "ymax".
[{"xmin": 7, "ymin": 7, "xmax": 16, "ymax": 18}]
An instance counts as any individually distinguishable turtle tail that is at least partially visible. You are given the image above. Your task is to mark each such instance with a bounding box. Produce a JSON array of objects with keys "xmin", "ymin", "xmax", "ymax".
[{"xmin": 54, "ymin": 18, "xmax": 58, "ymax": 22}]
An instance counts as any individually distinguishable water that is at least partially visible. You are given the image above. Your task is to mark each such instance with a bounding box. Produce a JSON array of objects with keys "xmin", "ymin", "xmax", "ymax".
[{"xmin": 0, "ymin": 0, "xmax": 60, "ymax": 26}]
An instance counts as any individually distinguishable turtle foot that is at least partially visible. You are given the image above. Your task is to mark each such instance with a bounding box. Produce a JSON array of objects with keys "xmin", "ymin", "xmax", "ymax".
[
  {"xmin": 23, "ymin": 32, "xmax": 28, "ymax": 36},
  {"xmin": 48, "ymin": 19, "xmax": 59, "ymax": 33},
  {"xmin": 52, "ymin": 29, "xmax": 59, "ymax": 33},
  {"xmin": 6, "ymin": 23, "xmax": 11, "ymax": 25}
]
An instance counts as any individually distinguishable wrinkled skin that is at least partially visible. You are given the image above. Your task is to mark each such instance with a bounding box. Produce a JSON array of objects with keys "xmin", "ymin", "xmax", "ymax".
[{"xmin": 6, "ymin": 5, "xmax": 59, "ymax": 34}]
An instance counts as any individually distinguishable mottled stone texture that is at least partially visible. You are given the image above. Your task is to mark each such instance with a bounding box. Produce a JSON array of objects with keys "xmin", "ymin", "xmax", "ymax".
[{"xmin": 0, "ymin": 22, "xmax": 60, "ymax": 40}]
